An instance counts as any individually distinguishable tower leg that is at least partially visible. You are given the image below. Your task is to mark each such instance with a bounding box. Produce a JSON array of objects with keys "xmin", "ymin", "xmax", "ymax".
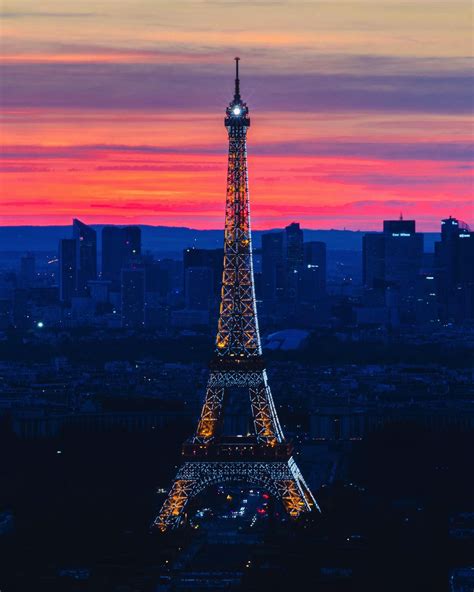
[
  {"xmin": 195, "ymin": 379, "xmax": 225, "ymax": 441},
  {"xmin": 274, "ymin": 457, "xmax": 320, "ymax": 516},
  {"xmin": 249, "ymin": 370, "xmax": 284, "ymax": 444},
  {"xmin": 152, "ymin": 478, "xmax": 197, "ymax": 532},
  {"xmin": 152, "ymin": 458, "xmax": 319, "ymax": 532}
]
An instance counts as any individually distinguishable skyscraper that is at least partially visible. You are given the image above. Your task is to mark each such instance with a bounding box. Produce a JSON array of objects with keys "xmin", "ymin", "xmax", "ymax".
[
  {"xmin": 261, "ymin": 232, "xmax": 284, "ymax": 303},
  {"xmin": 59, "ymin": 238, "xmax": 77, "ymax": 303},
  {"xmin": 185, "ymin": 267, "xmax": 214, "ymax": 310},
  {"xmin": 363, "ymin": 218, "xmax": 423, "ymax": 299},
  {"xmin": 435, "ymin": 216, "xmax": 474, "ymax": 321},
  {"xmin": 285, "ymin": 222, "xmax": 304, "ymax": 302},
  {"xmin": 301, "ymin": 241, "xmax": 326, "ymax": 302},
  {"xmin": 285, "ymin": 222, "xmax": 304, "ymax": 272},
  {"xmin": 362, "ymin": 233, "xmax": 385, "ymax": 290},
  {"xmin": 73, "ymin": 219, "xmax": 97, "ymax": 295},
  {"xmin": 102, "ymin": 225, "xmax": 141, "ymax": 285},
  {"xmin": 183, "ymin": 248, "xmax": 223, "ymax": 299}
]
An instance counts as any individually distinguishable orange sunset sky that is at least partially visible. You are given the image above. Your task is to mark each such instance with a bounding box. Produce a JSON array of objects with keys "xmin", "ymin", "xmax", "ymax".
[{"xmin": 1, "ymin": 0, "xmax": 473, "ymax": 230}]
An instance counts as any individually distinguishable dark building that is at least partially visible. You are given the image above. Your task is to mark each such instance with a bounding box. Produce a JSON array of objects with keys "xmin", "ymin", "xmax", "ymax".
[
  {"xmin": 183, "ymin": 248, "xmax": 222, "ymax": 299},
  {"xmin": 160, "ymin": 259, "xmax": 183, "ymax": 293},
  {"xmin": 261, "ymin": 232, "xmax": 284, "ymax": 302},
  {"xmin": 435, "ymin": 216, "xmax": 474, "ymax": 322},
  {"xmin": 383, "ymin": 219, "xmax": 416, "ymax": 234},
  {"xmin": 102, "ymin": 226, "xmax": 141, "ymax": 285},
  {"xmin": 185, "ymin": 267, "xmax": 214, "ymax": 310},
  {"xmin": 285, "ymin": 222, "xmax": 304, "ymax": 301},
  {"xmin": 362, "ymin": 233, "xmax": 385, "ymax": 290},
  {"xmin": 121, "ymin": 268, "xmax": 145, "ymax": 329},
  {"xmin": 102, "ymin": 227, "xmax": 122, "ymax": 283},
  {"xmin": 144, "ymin": 260, "xmax": 169, "ymax": 299},
  {"xmin": 363, "ymin": 218, "xmax": 423, "ymax": 299},
  {"xmin": 285, "ymin": 222, "xmax": 304, "ymax": 272},
  {"xmin": 73, "ymin": 219, "xmax": 97, "ymax": 295},
  {"xmin": 59, "ymin": 238, "xmax": 77, "ymax": 303},
  {"xmin": 19, "ymin": 253, "xmax": 35, "ymax": 288},
  {"xmin": 301, "ymin": 241, "xmax": 326, "ymax": 302},
  {"xmin": 261, "ymin": 225, "xmax": 325, "ymax": 310},
  {"xmin": 415, "ymin": 272, "xmax": 438, "ymax": 324}
]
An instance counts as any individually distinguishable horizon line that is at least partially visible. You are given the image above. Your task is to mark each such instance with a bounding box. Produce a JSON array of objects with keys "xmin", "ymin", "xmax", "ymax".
[{"xmin": 0, "ymin": 222, "xmax": 448, "ymax": 234}]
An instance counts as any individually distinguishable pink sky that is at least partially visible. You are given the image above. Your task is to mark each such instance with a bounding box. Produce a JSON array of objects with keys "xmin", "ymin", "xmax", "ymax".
[{"xmin": 1, "ymin": 1, "xmax": 473, "ymax": 230}]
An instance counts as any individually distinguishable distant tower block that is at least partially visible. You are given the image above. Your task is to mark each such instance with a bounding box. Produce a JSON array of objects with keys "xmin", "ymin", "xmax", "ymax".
[{"xmin": 153, "ymin": 59, "xmax": 320, "ymax": 532}]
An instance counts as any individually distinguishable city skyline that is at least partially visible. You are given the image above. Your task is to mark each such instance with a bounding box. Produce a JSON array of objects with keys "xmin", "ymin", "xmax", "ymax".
[{"xmin": 1, "ymin": 1, "xmax": 473, "ymax": 230}]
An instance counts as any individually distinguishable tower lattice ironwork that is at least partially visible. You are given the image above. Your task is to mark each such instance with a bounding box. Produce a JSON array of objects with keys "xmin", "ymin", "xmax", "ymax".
[{"xmin": 153, "ymin": 58, "xmax": 320, "ymax": 532}]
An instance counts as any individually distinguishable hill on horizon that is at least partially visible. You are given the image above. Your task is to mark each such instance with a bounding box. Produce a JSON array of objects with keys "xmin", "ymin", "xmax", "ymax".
[{"xmin": 0, "ymin": 225, "xmax": 440, "ymax": 256}]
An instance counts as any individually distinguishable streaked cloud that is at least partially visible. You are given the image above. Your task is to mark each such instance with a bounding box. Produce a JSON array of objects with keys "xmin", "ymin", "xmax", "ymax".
[
  {"xmin": 3, "ymin": 139, "xmax": 472, "ymax": 162},
  {"xmin": 2, "ymin": 11, "xmax": 102, "ymax": 19},
  {"xmin": 2, "ymin": 61, "xmax": 472, "ymax": 115}
]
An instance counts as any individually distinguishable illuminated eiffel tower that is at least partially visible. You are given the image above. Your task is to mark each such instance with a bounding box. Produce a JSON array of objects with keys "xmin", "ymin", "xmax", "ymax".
[{"xmin": 153, "ymin": 58, "xmax": 319, "ymax": 532}]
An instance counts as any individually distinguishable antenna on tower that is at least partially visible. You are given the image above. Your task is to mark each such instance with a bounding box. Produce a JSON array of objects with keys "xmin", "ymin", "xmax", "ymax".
[{"xmin": 234, "ymin": 56, "xmax": 240, "ymax": 100}]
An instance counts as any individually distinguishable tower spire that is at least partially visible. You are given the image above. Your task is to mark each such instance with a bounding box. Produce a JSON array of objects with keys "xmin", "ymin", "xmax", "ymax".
[{"xmin": 234, "ymin": 56, "xmax": 240, "ymax": 100}]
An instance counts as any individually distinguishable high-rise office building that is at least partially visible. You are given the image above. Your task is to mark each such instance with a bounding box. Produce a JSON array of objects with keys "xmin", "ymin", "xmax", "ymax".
[
  {"xmin": 261, "ymin": 232, "xmax": 284, "ymax": 302},
  {"xmin": 59, "ymin": 238, "xmax": 77, "ymax": 303},
  {"xmin": 185, "ymin": 267, "xmax": 214, "ymax": 310},
  {"xmin": 435, "ymin": 216, "xmax": 474, "ymax": 321},
  {"xmin": 362, "ymin": 233, "xmax": 385, "ymax": 290},
  {"xmin": 285, "ymin": 222, "xmax": 304, "ymax": 272},
  {"xmin": 102, "ymin": 225, "xmax": 141, "ymax": 284},
  {"xmin": 183, "ymin": 248, "xmax": 223, "ymax": 299},
  {"xmin": 121, "ymin": 268, "xmax": 145, "ymax": 329},
  {"xmin": 300, "ymin": 241, "xmax": 326, "ymax": 302},
  {"xmin": 102, "ymin": 226, "xmax": 123, "ymax": 283},
  {"xmin": 144, "ymin": 260, "xmax": 169, "ymax": 298},
  {"xmin": 363, "ymin": 218, "xmax": 423, "ymax": 299},
  {"xmin": 73, "ymin": 219, "xmax": 97, "ymax": 295},
  {"xmin": 284, "ymin": 222, "xmax": 304, "ymax": 302}
]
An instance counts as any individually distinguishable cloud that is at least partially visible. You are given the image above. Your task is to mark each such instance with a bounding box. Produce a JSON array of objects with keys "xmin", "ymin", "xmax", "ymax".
[
  {"xmin": 253, "ymin": 140, "xmax": 474, "ymax": 161},
  {"xmin": 2, "ymin": 61, "xmax": 472, "ymax": 115},
  {"xmin": 94, "ymin": 163, "xmax": 221, "ymax": 172},
  {"xmin": 3, "ymin": 140, "xmax": 472, "ymax": 162},
  {"xmin": 2, "ymin": 12, "xmax": 102, "ymax": 19},
  {"xmin": 0, "ymin": 165, "xmax": 51, "ymax": 172},
  {"xmin": 1, "ymin": 199, "xmax": 53, "ymax": 207}
]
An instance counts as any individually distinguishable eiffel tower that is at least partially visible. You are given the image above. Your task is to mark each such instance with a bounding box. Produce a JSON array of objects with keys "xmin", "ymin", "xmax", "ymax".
[{"xmin": 153, "ymin": 58, "xmax": 320, "ymax": 532}]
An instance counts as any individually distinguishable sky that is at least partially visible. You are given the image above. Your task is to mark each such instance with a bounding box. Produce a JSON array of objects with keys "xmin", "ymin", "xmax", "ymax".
[{"xmin": 1, "ymin": 0, "xmax": 473, "ymax": 230}]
